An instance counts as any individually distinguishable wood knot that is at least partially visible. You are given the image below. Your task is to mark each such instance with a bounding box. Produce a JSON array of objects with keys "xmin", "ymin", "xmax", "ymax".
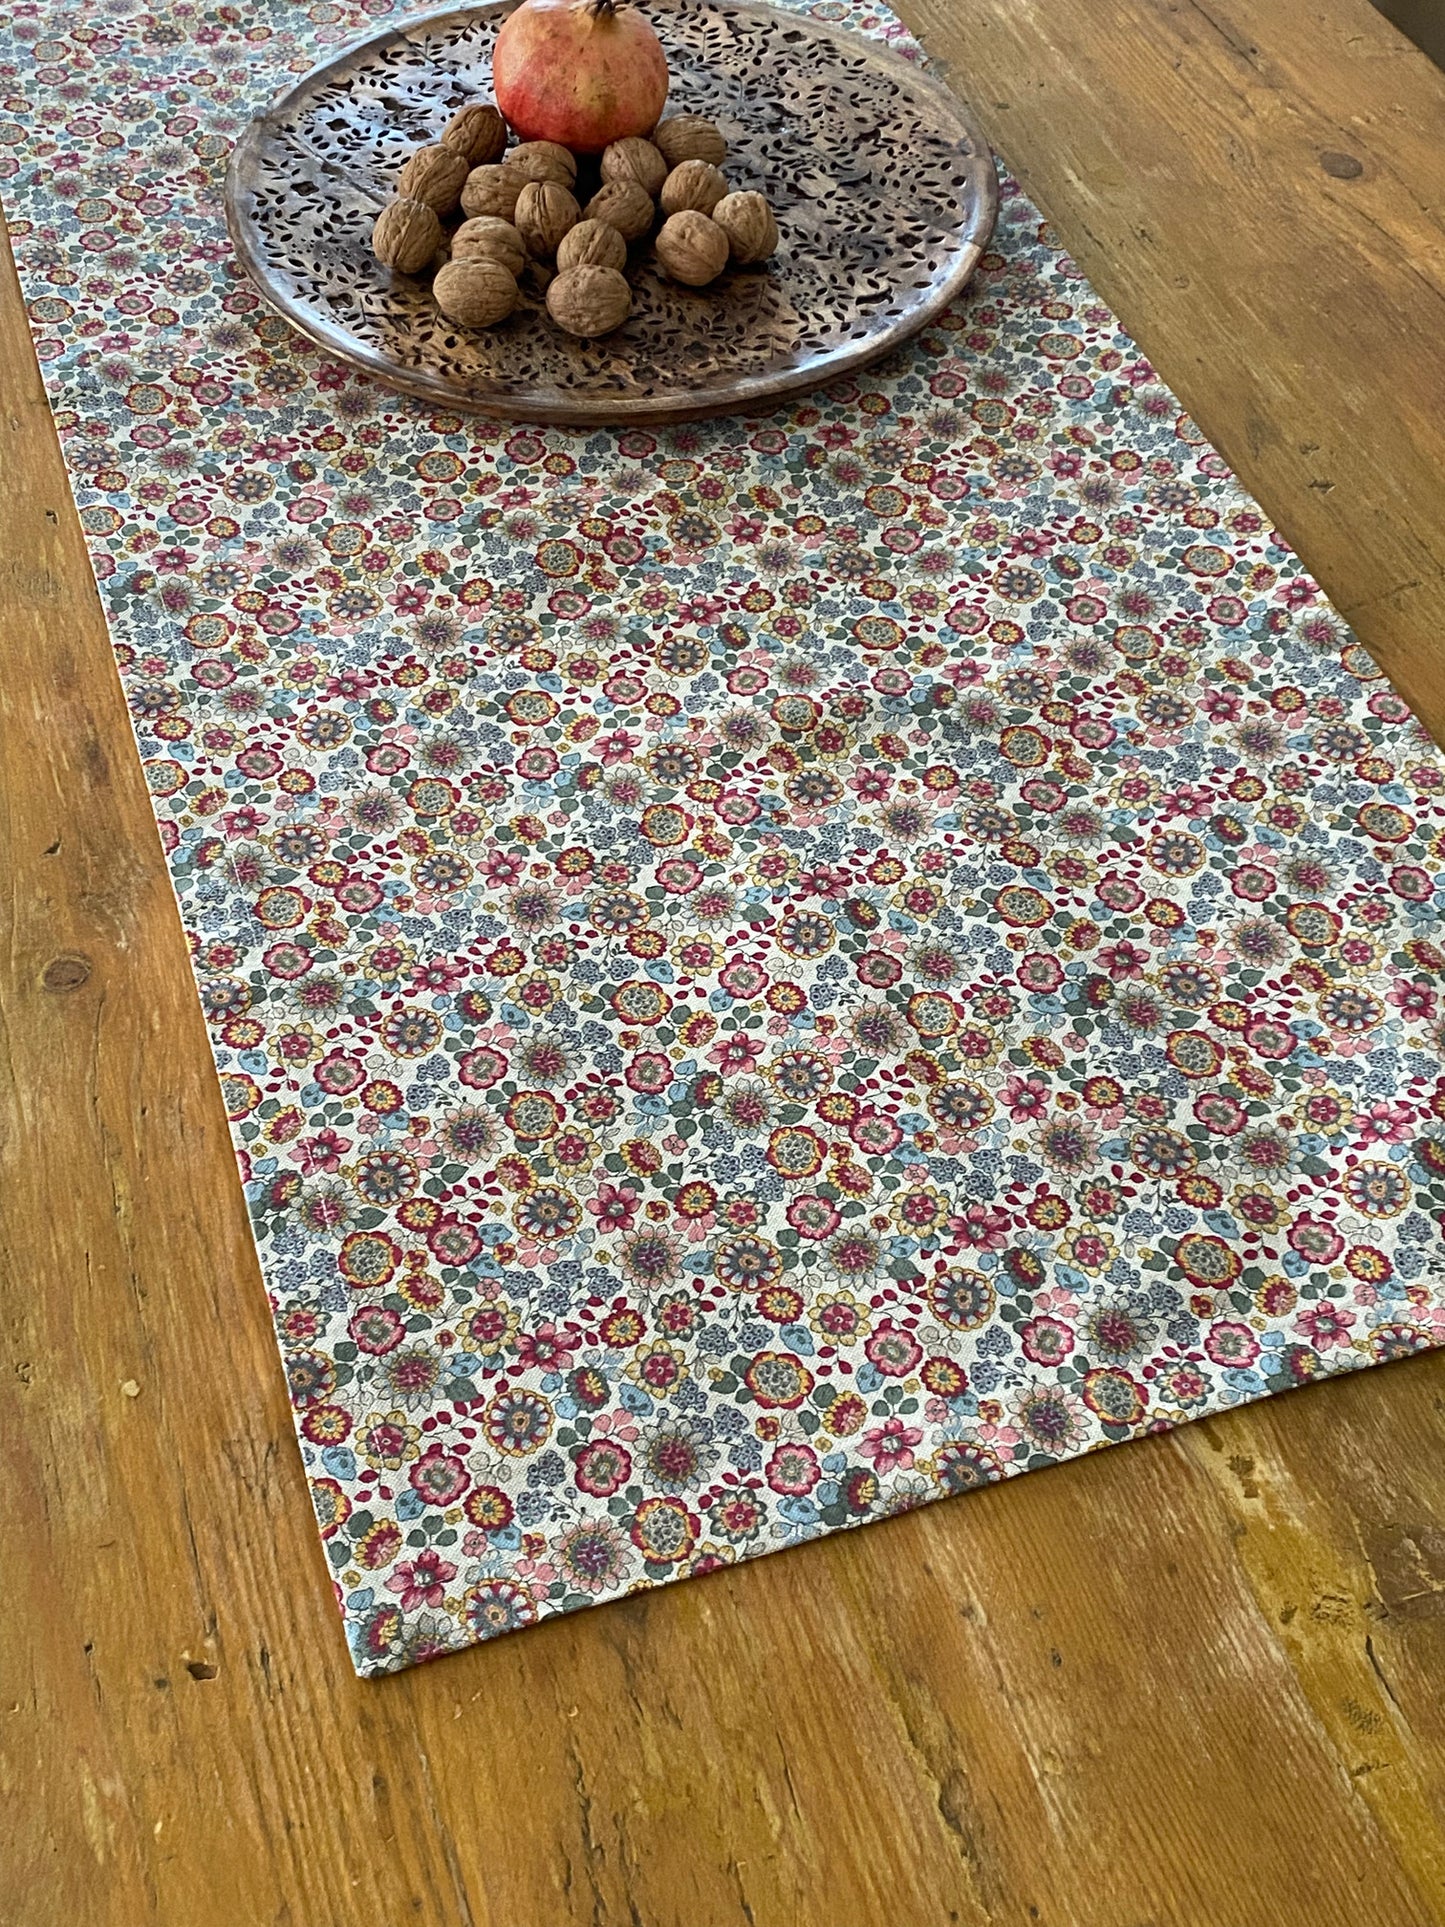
[
  {"xmin": 1320, "ymin": 151, "xmax": 1364, "ymax": 180},
  {"xmin": 42, "ymin": 953, "xmax": 92, "ymax": 992}
]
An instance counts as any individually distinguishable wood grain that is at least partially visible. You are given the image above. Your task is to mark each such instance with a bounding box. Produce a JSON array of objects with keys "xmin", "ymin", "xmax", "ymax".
[
  {"xmin": 4, "ymin": 0, "xmax": 1445, "ymax": 1921},
  {"xmin": 1370, "ymin": 0, "xmax": 1445, "ymax": 69},
  {"xmin": 903, "ymin": 0, "xmax": 1445, "ymax": 733}
]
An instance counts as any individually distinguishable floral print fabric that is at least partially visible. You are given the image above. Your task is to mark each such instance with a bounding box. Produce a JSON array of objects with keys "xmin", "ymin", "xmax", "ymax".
[{"xmin": 5, "ymin": 0, "xmax": 1445, "ymax": 1678}]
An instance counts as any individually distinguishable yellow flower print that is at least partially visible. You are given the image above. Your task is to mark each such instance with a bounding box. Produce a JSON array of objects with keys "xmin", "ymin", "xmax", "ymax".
[
  {"xmin": 357, "ymin": 1410, "xmax": 420, "ymax": 1472},
  {"xmin": 1059, "ymin": 1226, "xmax": 1117, "ymax": 1275}
]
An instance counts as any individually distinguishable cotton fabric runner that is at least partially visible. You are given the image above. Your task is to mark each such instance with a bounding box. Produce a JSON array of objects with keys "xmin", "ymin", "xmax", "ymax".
[{"xmin": 6, "ymin": 0, "xmax": 1445, "ymax": 1676}]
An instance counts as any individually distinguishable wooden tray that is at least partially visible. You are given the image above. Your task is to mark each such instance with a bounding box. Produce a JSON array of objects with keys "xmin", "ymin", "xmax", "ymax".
[{"xmin": 224, "ymin": 0, "xmax": 998, "ymax": 424}]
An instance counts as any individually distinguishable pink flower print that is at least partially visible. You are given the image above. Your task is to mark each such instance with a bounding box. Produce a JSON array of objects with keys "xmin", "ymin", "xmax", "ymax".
[
  {"xmin": 411, "ymin": 956, "xmax": 466, "ymax": 992},
  {"xmin": 1161, "ymin": 782, "xmax": 1215, "ymax": 818},
  {"xmin": 766, "ymin": 1442, "xmax": 821, "ymax": 1495},
  {"xmin": 1295, "ymin": 1303, "xmax": 1356, "ymax": 1350},
  {"xmin": 1199, "ymin": 688, "xmax": 1240, "ymax": 722},
  {"xmin": 480, "ymin": 849, "xmax": 525, "ymax": 885},
  {"xmin": 972, "ymin": 1416, "xmax": 1022, "ymax": 1458},
  {"xmin": 408, "ymin": 1445, "xmax": 470, "ymax": 1507},
  {"xmin": 707, "ymin": 1033, "xmax": 764, "ymax": 1077},
  {"xmin": 847, "ymin": 767, "xmax": 893, "ymax": 802},
  {"xmin": 1032, "ymin": 1285, "xmax": 1082, "ymax": 1321},
  {"xmin": 726, "ymin": 515, "xmax": 766, "ymax": 542},
  {"xmin": 588, "ymin": 1182, "xmax": 641, "ymax": 1232},
  {"xmin": 1388, "ymin": 979, "xmax": 1437, "ymax": 1021},
  {"xmin": 1002, "ymin": 1074, "xmax": 1050, "ymax": 1121},
  {"xmin": 1275, "ymin": 575, "xmax": 1320, "ymax": 610},
  {"xmin": 1009, "ymin": 527, "xmax": 1056, "ymax": 558},
  {"xmin": 1353, "ymin": 1100, "xmax": 1414, "ymax": 1148},
  {"xmin": 514, "ymin": 1322, "xmax": 582, "ymax": 1372},
  {"xmin": 297, "ymin": 1127, "xmax": 351, "ymax": 1174},
  {"xmin": 952, "ymin": 1202, "xmax": 1011, "ymax": 1252},
  {"xmin": 799, "ymin": 862, "xmax": 850, "ymax": 897},
  {"xmin": 944, "ymin": 657, "xmax": 988, "ymax": 689},
  {"xmin": 1098, "ymin": 940, "xmax": 1150, "ymax": 980},
  {"xmin": 859, "ymin": 1417, "xmax": 924, "ymax": 1474},
  {"xmin": 513, "ymin": 1556, "xmax": 556, "ymax": 1588},
  {"xmin": 386, "ymin": 1549, "xmax": 457, "ymax": 1610},
  {"xmin": 677, "ymin": 595, "xmax": 727, "ymax": 622},
  {"xmin": 221, "ymin": 804, "xmax": 268, "ymax": 838},
  {"xmin": 1020, "ymin": 1316, "xmax": 1074, "ymax": 1368},
  {"xmin": 591, "ymin": 1409, "xmax": 639, "ymax": 1445}
]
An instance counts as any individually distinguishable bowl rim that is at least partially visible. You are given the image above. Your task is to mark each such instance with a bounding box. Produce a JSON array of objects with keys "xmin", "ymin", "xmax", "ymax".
[{"xmin": 224, "ymin": 0, "xmax": 1000, "ymax": 424}]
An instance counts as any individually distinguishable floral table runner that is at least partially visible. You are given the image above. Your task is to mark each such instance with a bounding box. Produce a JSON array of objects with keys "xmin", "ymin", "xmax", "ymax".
[{"xmin": 5, "ymin": 0, "xmax": 1444, "ymax": 1676}]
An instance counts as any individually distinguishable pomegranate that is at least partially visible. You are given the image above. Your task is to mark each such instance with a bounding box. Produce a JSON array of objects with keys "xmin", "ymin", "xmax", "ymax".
[{"xmin": 492, "ymin": 0, "xmax": 670, "ymax": 156}]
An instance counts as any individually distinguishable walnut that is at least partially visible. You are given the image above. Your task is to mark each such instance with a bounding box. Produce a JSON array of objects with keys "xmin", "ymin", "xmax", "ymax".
[
  {"xmin": 504, "ymin": 140, "xmax": 577, "ymax": 186},
  {"xmin": 514, "ymin": 180, "xmax": 580, "ymax": 259},
  {"xmin": 441, "ymin": 102, "xmax": 507, "ymax": 166},
  {"xmin": 556, "ymin": 218, "xmax": 628, "ymax": 272},
  {"xmin": 396, "ymin": 142, "xmax": 469, "ymax": 215},
  {"xmin": 582, "ymin": 179, "xmax": 655, "ymax": 243},
  {"xmin": 653, "ymin": 114, "xmax": 727, "ymax": 168},
  {"xmin": 659, "ymin": 159, "xmax": 727, "ymax": 218},
  {"xmin": 546, "ymin": 264, "xmax": 632, "ymax": 337},
  {"xmin": 433, "ymin": 258, "xmax": 519, "ymax": 328},
  {"xmin": 600, "ymin": 136, "xmax": 667, "ymax": 199},
  {"xmin": 460, "ymin": 164, "xmax": 522, "ymax": 220},
  {"xmin": 451, "ymin": 216, "xmax": 527, "ymax": 276},
  {"xmin": 371, "ymin": 195, "xmax": 443, "ymax": 274},
  {"xmin": 711, "ymin": 190, "xmax": 778, "ymax": 265},
  {"xmin": 654, "ymin": 209, "xmax": 729, "ymax": 287}
]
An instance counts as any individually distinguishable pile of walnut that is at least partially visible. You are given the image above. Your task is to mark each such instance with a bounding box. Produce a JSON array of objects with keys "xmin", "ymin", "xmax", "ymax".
[{"xmin": 369, "ymin": 103, "xmax": 778, "ymax": 338}]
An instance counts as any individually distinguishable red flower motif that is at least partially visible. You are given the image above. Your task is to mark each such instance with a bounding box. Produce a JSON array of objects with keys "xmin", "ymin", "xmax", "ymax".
[{"xmin": 386, "ymin": 1549, "xmax": 457, "ymax": 1610}]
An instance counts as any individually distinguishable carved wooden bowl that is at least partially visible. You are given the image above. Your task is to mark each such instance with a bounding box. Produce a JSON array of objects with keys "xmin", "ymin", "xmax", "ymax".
[{"xmin": 224, "ymin": 0, "xmax": 998, "ymax": 424}]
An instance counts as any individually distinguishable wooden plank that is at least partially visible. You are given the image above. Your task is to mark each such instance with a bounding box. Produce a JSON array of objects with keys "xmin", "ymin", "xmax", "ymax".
[
  {"xmin": 3, "ymin": 0, "xmax": 1445, "ymax": 1920},
  {"xmin": 899, "ymin": 0, "xmax": 1445, "ymax": 729},
  {"xmin": 1370, "ymin": 0, "xmax": 1445, "ymax": 68}
]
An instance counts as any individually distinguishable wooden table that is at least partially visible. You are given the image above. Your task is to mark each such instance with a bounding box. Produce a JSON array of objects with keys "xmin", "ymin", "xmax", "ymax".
[{"xmin": 5, "ymin": 1, "xmax": 1445, "ymax": 1920}]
